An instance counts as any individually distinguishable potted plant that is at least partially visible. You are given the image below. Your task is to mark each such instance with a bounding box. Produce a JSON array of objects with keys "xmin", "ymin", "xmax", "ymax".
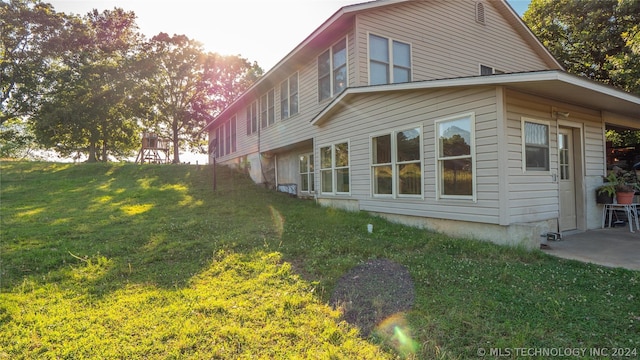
[
  {"xmin": 597, "ymin": 169, "xmax": 639, "ymax": 204},
  {"xmin": 596, "ymin": 182, "xmax": 615, "ymax": 204}
]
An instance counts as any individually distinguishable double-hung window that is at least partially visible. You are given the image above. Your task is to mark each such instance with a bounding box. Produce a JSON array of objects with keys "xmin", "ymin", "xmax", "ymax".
[
  {"xmin": 281, "ymin": 73, "xmax": 299, "ymax": 119},
  {"xmin": 246, "ymin": 101, "xmax": 257, "ymax": 135},
  {"xmin": 216, "ymin": 116, "xmax": 237, "ymax": 158},
  {"xmin": 299, "ymin": 153, "xmax": 314, "ymax": 193},
  {"xmin": 260, "ymin": 89, "xmax": 275, "ymax": 128},
  {"xmin": 436, "ymin": 113, "xmax": 476, "ymax": 199},
  {"xmin": 371, "ymin": 127, "xmax": 422, "ymax": 196},
  {"xmin": 522, "ymin": 119, "xmax": 550, "ymax": 171},
  {"xmin": 318, "ymin": 38, "xmax": 347, "ymax": 102},
  {"xmin": 369, "ymin": 34, "xmax": 411, "ymax": 85},
  {"xmin": 320, "ymin": 142, "xmax": 349, "ymax": 194}
]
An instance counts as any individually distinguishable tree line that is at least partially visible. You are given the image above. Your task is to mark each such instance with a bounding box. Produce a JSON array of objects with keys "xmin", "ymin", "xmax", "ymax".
[
  {"xmin": 1, "ymin": 0, "xmax": 262, "ymax": 162},
  {"xmin": 2, "ymin": 0, "xmax": 639, "ymax": 161}
]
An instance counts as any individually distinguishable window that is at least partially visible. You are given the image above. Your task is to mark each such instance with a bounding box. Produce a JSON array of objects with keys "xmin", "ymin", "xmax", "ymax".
[
  {"xmin": 216, "ymin": 127, "xmax": 222, "ymax": 158},
  {"xmin": 246, "ymin": 101, "xmax": 257, "ymax": 135},
  {"xmin": 523, "ymin": 119, "xmax": 549, "ymax": 171},
  {"xmin": 436, "ymin": 114, "xmax": 475, "ymax": 199},
  {"xmin": 230, "ymin": 116, "xmax": 236, "ymax": 153},
  {"xmin": 267, "ymin": 89, "xmax": 275, "ymax": 126},
  {"xmin": 369, "ymin": 34, "xmax": 411, "ymax": 85},
  {"xmin": 216, "ymin": 116, "xmax": 237, "ymax": 157},
  {"xmin": 299, "ymin": 153, "xmax": 315, "ymax": 193},
  {"xmin": 318, "ymin": 38, "xmax": 347, "ymax": 102},
  {"xmin": 371, "ymin": 127, "xmax": 422, "ymax": 196},
  {"xmin": 281, "ymin": 73, "xmax": 299, "ymax": 119},
  {"xmin": 225, "ymin": 117, "xmax": 231, "ymax": 155},
  {"xmin": 320, "ymin": 142, "xmax": 349, "ymax": 194},
  {"xmin": 480, "ymin": 64, "xmax": 504, "ymax": 75},
  {"xmin": 260, "ymin": 89, "xmax": 275, "ymax": 128}
]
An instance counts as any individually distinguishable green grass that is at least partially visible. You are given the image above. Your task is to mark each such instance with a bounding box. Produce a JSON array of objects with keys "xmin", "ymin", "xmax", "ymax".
[{"xmin": 1, "ymin": 161, "xmax": 639, "ymax": 359}]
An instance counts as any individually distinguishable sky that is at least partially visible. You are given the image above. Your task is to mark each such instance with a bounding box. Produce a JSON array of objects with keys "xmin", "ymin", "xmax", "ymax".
[{"xmin": 47, "ymin": 0, "xmax": 532, "ymax": 73}]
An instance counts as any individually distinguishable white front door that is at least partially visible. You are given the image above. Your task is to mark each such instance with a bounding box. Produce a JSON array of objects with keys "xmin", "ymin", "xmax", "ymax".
[{"xmin": 559, "ymin": 127, "xmax": 577, "ymax": 231}]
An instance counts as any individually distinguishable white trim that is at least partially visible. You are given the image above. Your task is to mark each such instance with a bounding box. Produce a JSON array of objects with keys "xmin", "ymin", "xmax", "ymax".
[
  {"xmin": 298, "ymin": 152, "xmax": 314, "ymax": 193},
  {"xmin": 280, "ymin": 72, "xmax": 300, "ymax": 120},
  {"xmin": 318, "ymin": 37, "xmax": 349, "ymax": 103},
  {"xmin": 521, "ymin": 117, "xmax": 551, "ymax": 173},
  {"xmin": 318, "ymin": 139, "xmax": 351, "ymax": 196},
  {"xmin": 434, "ymin": 112, "xmax": 477, "ymax": 202},
  {"xmin": 310, "ymin": 70, "xmax": 640, "ymax": 126},
  {"xmin": 496, "ymin": 86, "xmax": 510, "ymax": 226},
  {"xmin": 367, "ymin": 31, "xmax": 413, "ymax": 85}
]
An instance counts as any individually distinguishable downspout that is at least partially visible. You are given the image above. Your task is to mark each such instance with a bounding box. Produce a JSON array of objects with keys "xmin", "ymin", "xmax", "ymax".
[
  {"xmin": 258, "ymin": 117, "xmax": 263, "ymax": 184},
  {"xmin": 275, "ymin": 154, "xmax": 279, "ymax": 188}
]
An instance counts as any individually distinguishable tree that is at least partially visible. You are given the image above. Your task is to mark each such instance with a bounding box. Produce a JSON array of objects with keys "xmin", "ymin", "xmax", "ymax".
[
  {"xmin": 142, "ymin": 33, "xmax": 261, "ymax": 163},
  {"xmin": 31, "ymin": 8, "xmax": 145, "ymax": 161},
  {"xmin": 0, "ymin": 117, "xmax": 37, "ymax": 158},
  {"xmin": 0, "ymin": 0, "xmax": 66, "ymax": 125},
  {"xmin": 523, "ymin": 0, "xmax": 640, "ymax": 95}
]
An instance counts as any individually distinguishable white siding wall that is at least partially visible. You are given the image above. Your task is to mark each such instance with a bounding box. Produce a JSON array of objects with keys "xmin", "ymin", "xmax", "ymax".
[
  {"xmin": 354, "ymin": 0, "xmax": 552, "ymax": 86},
  {"xmin": 315, "ymin": 87, "xmax": 502, "ymax": 225}
]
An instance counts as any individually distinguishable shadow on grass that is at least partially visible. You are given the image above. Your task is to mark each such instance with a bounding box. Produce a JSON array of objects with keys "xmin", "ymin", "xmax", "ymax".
[
  {"xmin": 1, "ymin": 162, "xmax": 277, "ymax": 296},
  {"xmin": 3, "ymin": 161, "xmax": 640, "ymax": 359}
]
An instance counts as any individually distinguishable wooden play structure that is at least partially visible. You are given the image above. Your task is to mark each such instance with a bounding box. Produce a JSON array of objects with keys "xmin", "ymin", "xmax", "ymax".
[{"xmin": 135, "ymin": 132, "xmax": 170, "ymax": 164}]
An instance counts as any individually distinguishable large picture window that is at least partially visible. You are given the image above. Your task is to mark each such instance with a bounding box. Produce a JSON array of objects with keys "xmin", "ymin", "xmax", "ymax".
[
  {"xmin": 371, "ymin": 127, "xmax": 422, "ymax": 197},
  {"xmin": 281, "ymin": 73, "xmax": 299, "ymax": 119},
  {"xmin": 318, "ymin": 38, "xmax": 347, "ymax": 102},
  {"xmin": 523, "ymin": 120, "xmax": 550, "ymax": 171},
  {"xmin": 320, "ymin": 142, "xmax": 349, "ymax": 194},
  {"xmin": 369, "ymin": 34, "xmax": 411, "ymax": 85},
  {"xmin": 436, "ymin": 114, "xmax": 475, "ymax": 199},
  {"xmin": 299, "ymin": 153, "xmax": 314, "ymax": 193}
]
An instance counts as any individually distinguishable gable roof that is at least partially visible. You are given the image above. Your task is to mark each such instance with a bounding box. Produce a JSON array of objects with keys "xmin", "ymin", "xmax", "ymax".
[
  {"xmin": 310, "ymin": 70, "xmax": 640, "ymax": 125},
  {"xmin": 204, "ymin": 0, "xmax": 563, "ymax": 131}
]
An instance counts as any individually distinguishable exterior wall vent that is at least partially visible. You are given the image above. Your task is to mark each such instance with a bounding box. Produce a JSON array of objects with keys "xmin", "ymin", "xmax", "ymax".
[{"xmin": 475, "ymin": 2, "xmax": 486, "ymax": 25}]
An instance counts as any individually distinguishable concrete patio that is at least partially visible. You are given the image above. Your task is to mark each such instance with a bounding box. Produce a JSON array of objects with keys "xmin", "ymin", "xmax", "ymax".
[{"xmin": 542, "ymin": 226, "xmax": 640, "ymax": 271}]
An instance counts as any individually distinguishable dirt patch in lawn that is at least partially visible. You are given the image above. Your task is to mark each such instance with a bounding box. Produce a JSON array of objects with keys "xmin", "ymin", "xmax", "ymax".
[{"xmin": 330, "ymin": 258, "xmax": 415, "ymax": 337}]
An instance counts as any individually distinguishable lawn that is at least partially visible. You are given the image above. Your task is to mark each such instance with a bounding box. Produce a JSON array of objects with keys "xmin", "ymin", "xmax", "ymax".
[{"xmin": 1, "ymin": 161, "xmax": 638, "ymax": 359}]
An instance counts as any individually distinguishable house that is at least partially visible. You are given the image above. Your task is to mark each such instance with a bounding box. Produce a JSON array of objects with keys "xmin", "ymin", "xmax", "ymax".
[{"xmin": 203, "ymin": 0, "xmax": 640, "ymax": 248}]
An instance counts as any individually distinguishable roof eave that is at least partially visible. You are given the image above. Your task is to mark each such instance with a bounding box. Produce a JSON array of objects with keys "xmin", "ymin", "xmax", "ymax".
[
  {"xmin": 204, "ymin": 0, "xmax": 408, "ymax": 132},
  {"xmin": 310, "ymin": 71, "xmax": 640, "ymax": 126}
]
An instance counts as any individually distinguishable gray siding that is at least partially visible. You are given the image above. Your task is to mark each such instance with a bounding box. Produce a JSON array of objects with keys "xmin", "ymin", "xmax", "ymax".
[
  {"xmin": 207, "ymin": 0, "xmax": 618, "ymax": 233},
  {"xmin": 505, "ymin": 90, "xmax": 606, "ymax": 226},
  {"xmin": 354, "ymin": 0, "xmax": 552, "ymax": 86},
  {"xmin": 315, "ymin": 87, "xmax": 502, "ymax": 225},
  {"xmin": 213, "ymin": 0, "xmax": 554, "ymax": 163}
]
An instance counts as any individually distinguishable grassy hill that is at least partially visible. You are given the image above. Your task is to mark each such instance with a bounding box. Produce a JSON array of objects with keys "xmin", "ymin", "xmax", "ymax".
[{"xmin": 1, "ymin": 161, "xmax": 638, "ymax": 359}]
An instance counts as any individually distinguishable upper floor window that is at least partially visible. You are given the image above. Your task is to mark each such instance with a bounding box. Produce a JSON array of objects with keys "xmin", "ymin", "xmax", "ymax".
[
  {"xmin": 369, "ymin": 34, "xmax": 411, "ymax": 85},
  {"xmin": 480, "ymin": 64, "xmax": 504, "ymax": 75},
  {"xmin": 436, "ymin": 113, "xmax": 475, "ymax": 200},
  {"xmin": 260, "ymin": 89, "xmax": 275, "ymax": 128},
  {"xmin": 281, "ymin": 73, "xmax": 299, "ymax": 119},
  {"xmin": 318, "ymin": 38, "xmax": 347, "ymax": 102},
  {"xmin": 522, "ymin": 119, "xmax": 550, "ymax": 171},
  {"xmin": 246, "ymin": 101, "xmax": 257, "ymax": 135},
  {"xmin": 216, "ymin": 115, "xmax": 237, "ymax": 158}
]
